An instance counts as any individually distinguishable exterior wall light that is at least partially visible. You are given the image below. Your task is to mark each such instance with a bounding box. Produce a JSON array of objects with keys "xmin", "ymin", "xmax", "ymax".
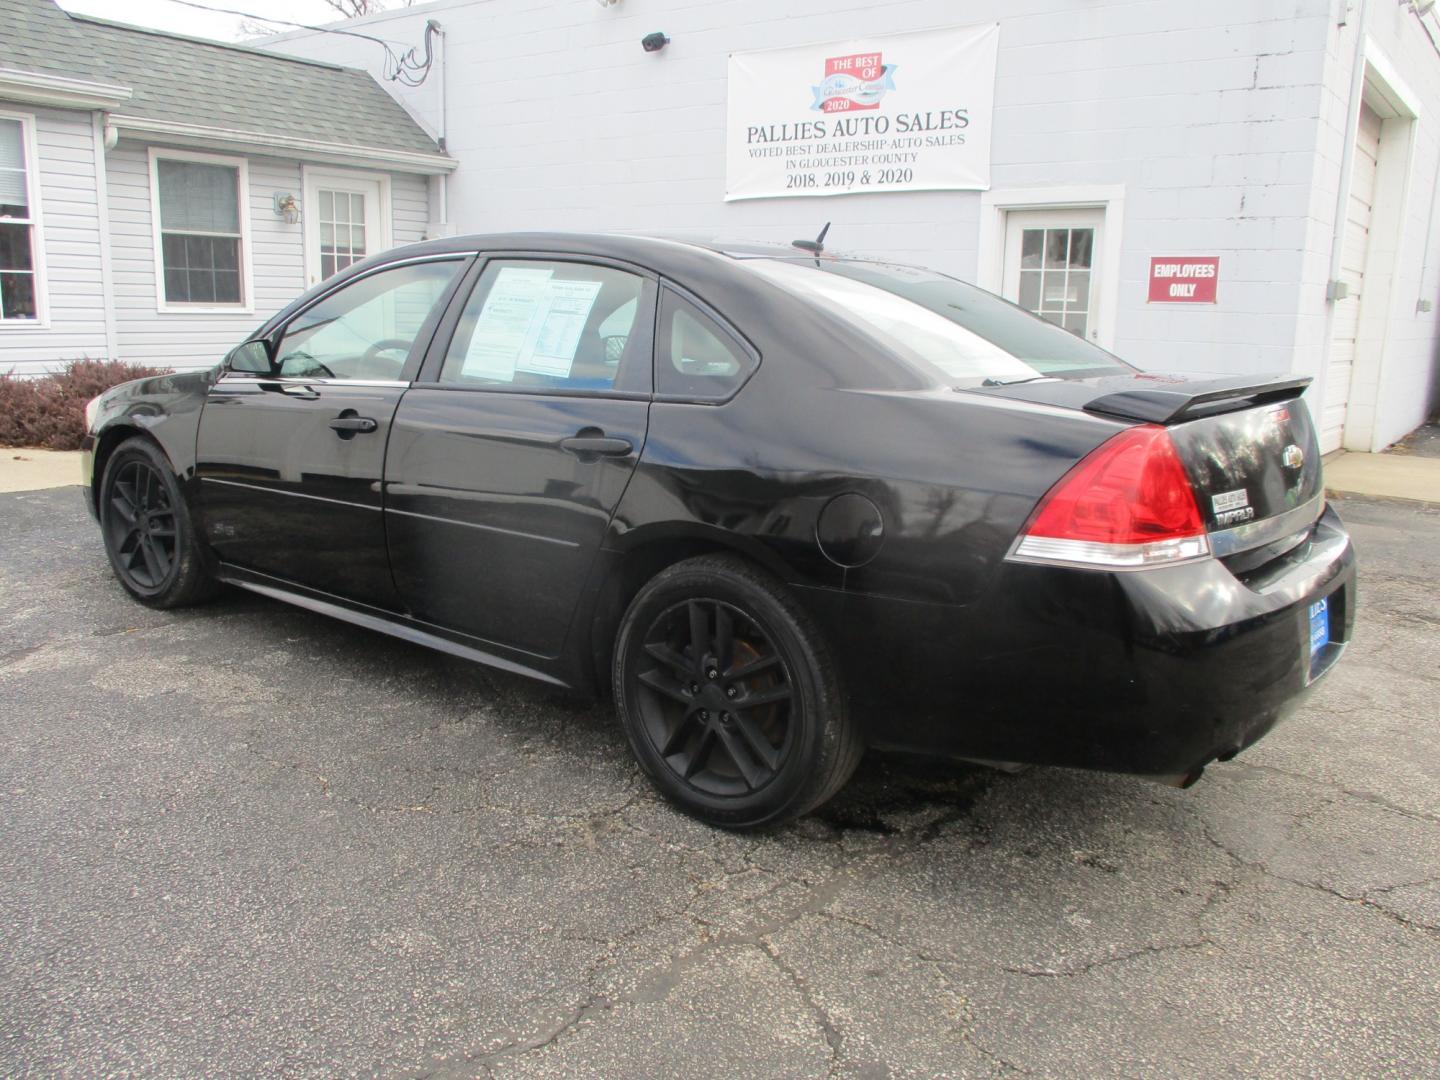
[{"xmin": 273, "ymin": 193, "xmax": 300, "ymax": 225}]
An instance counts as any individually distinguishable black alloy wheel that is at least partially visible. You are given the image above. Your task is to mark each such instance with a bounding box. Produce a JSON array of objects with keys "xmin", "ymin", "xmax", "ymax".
[
  {"xmin": 104, "ymin": 457, "xmax": 178, "ymax": 593},
  {"xmin": 614, "ymin": 554, "xmax": 862, "ymax": 828},
  {"xmin": 99, "ymin": 437, "xmax": 217, "ymax": 609},
  {"xmin": 635, "ymin": 598, "xmax": 795, "ymax": 796}
]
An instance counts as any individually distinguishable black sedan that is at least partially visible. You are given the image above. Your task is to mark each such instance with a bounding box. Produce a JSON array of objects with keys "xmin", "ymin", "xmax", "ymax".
[{"xmin": 82, "ymin": 233, "xmax": 1355, "ymax": 827}]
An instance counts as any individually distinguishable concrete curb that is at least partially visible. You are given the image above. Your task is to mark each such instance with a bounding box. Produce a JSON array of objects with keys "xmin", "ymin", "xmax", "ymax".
[
  {"xmin": 0, "ymin": 449, "xmax": 83, "ymax": 494},
  {"xmin": 1324, "ymin": 451, "xmax": 1440, "ymax": 507}
]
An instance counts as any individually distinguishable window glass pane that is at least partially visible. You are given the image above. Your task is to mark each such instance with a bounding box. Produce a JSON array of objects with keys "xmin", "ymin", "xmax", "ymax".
[
  {"xmin": 1017, "ymin": 269, "xmax": 1041, "ymax": 313},
  {"xmin": 0, "ymin": 222, "xmax": 33, "ymax": 271},
  {"xmin": 1069, "ymin": 229, "xmax": 1094, "ymax": 269},
  {"xmin": 157, "ymin": 159, "xmax": 239, "ymax": 233},
  {"xmin": 0, "ymin": 119, "xmax": 26, "ymax": 214},
  {"xmin": 744, "ymin": 259, "xmax": 1130, "ymax": 383},
  {"xmin": 1043, "ymin": 230, "xmax": 1069, "ymax": 269},
  {"xmin": 1019, "ymin": 229, "xmax": 1042, "ymax": 270},
  {"xmin": 2, "ymin": 270, "xmax": 37, "ymax": 319},
  {"xmin": 213, "ymin": 268, "xmax": 240, "ymax": 303},
  {"xmin": 276, "ymin": 260, "xmax": 463, "ymax": 380},
  {"xmin": 655, "ymin": 291, "xmax": 756, "ymax": 400},
  {"xmin": 0, "ymin": 119, "xmax": 22, "ymax": 170},
  {"xmin": 164, "ymin": 267, "xmax": 190, "ymax": 304},
  {"xmin": 189, "ymin": 265, "xmax": 217, "ymax": 304},
  {"xmin": 440, "ymin": 260, "xmax": 645, "ymax": 391},
  {"xmin": 160, "ymin": 233, "xmax": 241, "ymax": 304},
  {"xmin": 1041, "ymin": 270, "xmax": 1070, "ymax": 310}
]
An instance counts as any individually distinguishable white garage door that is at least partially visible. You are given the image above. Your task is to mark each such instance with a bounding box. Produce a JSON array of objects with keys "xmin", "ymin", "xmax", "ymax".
[{"xmin": 1321, "ymin": 103, "xmax": 1381, "ymax": 453}]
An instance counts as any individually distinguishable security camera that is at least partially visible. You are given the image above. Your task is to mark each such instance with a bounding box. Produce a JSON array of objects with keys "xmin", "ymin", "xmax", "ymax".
[{"xmin": 641, "ymin": 32, "xmax": 670, "ymax": 52}]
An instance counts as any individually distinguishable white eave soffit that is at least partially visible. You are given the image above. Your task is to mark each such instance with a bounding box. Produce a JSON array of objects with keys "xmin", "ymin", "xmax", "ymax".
[
  {"xmin": 0, "ymin": 67, "xmax": 132, "ymax": 110},
  {"xmin": 105, "ymin": 115, "xmax": 457, "ymax": 175}
]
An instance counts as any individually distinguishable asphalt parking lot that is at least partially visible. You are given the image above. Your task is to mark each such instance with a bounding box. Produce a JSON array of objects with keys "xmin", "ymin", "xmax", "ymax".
[{"xmin": 2, "ymin": 487, "xmax": 1437, "ymax": 1078}]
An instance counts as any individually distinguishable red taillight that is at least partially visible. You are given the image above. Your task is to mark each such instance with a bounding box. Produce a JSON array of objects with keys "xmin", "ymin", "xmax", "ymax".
[{"xmin": 1010, "ymin": 425, "xmax": 1210, "ymax": 569}]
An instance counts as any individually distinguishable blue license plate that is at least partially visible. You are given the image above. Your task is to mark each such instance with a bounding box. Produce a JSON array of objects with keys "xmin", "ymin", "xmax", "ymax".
[{"xmin": 1308, "ymin": 598, "xmax": 1330, "ymax": 655}]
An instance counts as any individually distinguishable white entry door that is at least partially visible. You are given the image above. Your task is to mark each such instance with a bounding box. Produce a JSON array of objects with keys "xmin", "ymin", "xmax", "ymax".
[
  {"xmin": 1001, "ymin": 208, "xmax": 1106, "ymax": 344},
  {"xmin": 1320, "ymin": 103, "xmax": 1382, "ymax": 454},
  {"xmin": 303, "ymin": 171, "xmax": 390, "ymax": 287}
]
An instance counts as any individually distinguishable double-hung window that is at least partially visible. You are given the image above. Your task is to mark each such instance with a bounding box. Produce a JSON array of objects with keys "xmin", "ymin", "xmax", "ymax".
[
  {"xmin": 152, "ymin": 151, "xmax": 248, "ymax": 308},
  {"xmin": 0, "ymin": 114, "xmax": 41, "ymax": 323}
]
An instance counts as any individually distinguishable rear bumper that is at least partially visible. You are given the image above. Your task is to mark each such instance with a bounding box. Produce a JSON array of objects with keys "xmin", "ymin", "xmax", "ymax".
[{"xmin": 802, "ymin": 505, "xmax": 1356, "ymax": 777}]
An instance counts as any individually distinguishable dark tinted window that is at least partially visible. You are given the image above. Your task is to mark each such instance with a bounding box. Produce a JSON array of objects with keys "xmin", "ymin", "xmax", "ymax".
[
  {"xmin": 745, "ymin": 258, "xmax": 1133, "ymax": 386},
  {"xmin": 656, "ymin": 289, "xmax": 756, "ymax": 400},
  {"xmin": 440, "ymin": 260, "xmax": 647, "ymax": 392}
]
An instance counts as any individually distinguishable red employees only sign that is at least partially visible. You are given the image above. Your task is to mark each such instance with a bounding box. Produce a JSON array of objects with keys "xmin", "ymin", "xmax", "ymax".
[{"xmin": 1148, "ymin": 257, "xmax": 1220, "ymax": 303}]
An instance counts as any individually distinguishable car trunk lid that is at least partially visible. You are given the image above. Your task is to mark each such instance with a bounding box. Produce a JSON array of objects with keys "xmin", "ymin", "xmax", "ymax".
[{"xmin": 977, "ymin": 372, "xmax": 1324, "ymax": 549}]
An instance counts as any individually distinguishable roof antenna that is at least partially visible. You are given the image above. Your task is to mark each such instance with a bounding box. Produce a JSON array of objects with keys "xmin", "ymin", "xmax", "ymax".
[{"xmin": 791, "ymin": 222, "xmax": 831, "ymax": 254}]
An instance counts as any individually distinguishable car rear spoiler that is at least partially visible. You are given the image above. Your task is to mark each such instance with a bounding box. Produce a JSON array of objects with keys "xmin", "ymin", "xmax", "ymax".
[{"xmin": 1083, "ymin": 375, "xmax": 1312, "ymax": 425}]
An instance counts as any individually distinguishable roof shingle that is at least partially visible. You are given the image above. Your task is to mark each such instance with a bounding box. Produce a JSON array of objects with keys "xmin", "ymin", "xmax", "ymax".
[{"xmin": 0, "ymin": 0, "xmax": 446, "ymax": 161}]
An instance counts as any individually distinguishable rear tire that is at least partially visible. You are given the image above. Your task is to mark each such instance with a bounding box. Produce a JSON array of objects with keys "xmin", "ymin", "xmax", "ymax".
[
  {"xmin": 98, "ymin": 437, "xmax": 217, "ymax": 609},
  {"xmin": 613, "ymin": 554, "xmax": 862, "ymax": 828}
]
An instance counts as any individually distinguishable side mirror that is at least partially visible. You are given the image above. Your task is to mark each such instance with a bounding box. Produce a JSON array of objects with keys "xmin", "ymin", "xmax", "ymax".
[{"xmin": 226, "ymin": 340, "xmax": 272, "ymax": 374}]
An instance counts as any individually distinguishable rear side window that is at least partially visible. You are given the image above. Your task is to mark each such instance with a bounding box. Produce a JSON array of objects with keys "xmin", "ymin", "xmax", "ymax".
[
  {"xmin": 744, "ymin": 258, "xmax": 1132, "ymax": 387},
  {"xmin": 656, "ymin": 289, "xmax": 757, "ymax": 400},
  {"xmin": 439, "ymin": 259, "xmax": 648, "ymax": 392}
]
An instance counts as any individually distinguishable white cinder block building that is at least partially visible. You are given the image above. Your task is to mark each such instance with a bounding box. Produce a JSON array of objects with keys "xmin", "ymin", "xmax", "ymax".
[{"xmin": 266, "ymin": 0, "xmax": 1440, "ymax": 454}]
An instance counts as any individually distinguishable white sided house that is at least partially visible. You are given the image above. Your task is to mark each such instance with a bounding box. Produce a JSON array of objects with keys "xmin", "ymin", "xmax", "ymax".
[
  {"xmin": 268, "ymin": 0, "xmax": 1440, "ymax": 453},
  {"xmin": 0, "ymin": 0, "xmax": 453, "ymax": 377}
]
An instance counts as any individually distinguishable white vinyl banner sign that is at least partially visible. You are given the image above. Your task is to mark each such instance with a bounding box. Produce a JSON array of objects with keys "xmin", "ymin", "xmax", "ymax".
[{"xmin": 725, "ymin": 23, "xmax": 999, "ymax": 201}]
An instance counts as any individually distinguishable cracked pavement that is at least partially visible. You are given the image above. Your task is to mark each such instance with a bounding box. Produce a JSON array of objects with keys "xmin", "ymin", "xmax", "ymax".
[{"xmin": 1, "ymin": 488, "xmax": 1437, "ymax": 1078}]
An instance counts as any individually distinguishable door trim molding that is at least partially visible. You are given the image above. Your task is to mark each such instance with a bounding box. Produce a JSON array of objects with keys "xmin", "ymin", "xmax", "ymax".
[
  {"xmin": 978, "ymin": 184, "xmax": 1126, "ymax": 351},
  {"xmin": 217, "ymin": 565, "xmax": 567, "ymax": 685},
  {"xmin": 202, "ymin": 476, "xmax": 381, "ymax": 511}
]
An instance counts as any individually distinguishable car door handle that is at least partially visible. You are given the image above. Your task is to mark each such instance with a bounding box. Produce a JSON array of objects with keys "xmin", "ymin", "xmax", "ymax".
[
  {"xmin": 559, "ymin": 434, "xmax": 633, "ymax": 457},
  {"xmin": 329, "ymin": 416, "xmax": 378, "ymax": 434}
]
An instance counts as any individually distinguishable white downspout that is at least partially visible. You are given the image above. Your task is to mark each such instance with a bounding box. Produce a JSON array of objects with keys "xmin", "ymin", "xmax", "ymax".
[
  {"xmin": 1326, "ymin": 0, "xmax": 1370, "ymax": 300},
  {"xmin": 433, "ymin": 19, "xmax": 449, "ymax": 232},
  {"xmin": 91, "ymin": 111, "xmax": 119, "ymax": 362}
]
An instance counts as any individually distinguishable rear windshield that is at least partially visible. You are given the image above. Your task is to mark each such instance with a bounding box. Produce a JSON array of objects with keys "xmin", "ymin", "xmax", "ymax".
[{"xmin": 744, "ymin": 258, "xmax": 1133, "ymax": 386}]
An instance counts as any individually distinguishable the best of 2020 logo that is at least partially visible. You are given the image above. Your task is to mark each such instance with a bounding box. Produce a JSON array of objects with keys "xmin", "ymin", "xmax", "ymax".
[{"xmin": 810, "ymin": 52, "xmax": 898, "ymax": 113}]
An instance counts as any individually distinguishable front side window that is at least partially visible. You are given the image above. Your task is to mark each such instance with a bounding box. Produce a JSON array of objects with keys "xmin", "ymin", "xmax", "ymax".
[
  {"xmin": 0, "ymin": 116, "xmax": 39, "ymax": 322},
  {"xmin": 155, "ymin": 157, "xmax": 244, "ymax": 306},
  {"xmin": 439, "ymin": 260, "xmax": 647, "ymax": 392},
  {"xmin": 273, "ymin": 260, "xmax": 463, "ymax": 381}
]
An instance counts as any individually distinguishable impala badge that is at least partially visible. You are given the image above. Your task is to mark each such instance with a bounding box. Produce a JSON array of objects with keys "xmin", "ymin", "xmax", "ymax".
[
  {"xmin": 1212, "ymin": 488, "xmax": 1254, "ymax": 526},
  {"xmin": 1282, "ymin": 444, "xmax": 1305, "ymax": 470}
]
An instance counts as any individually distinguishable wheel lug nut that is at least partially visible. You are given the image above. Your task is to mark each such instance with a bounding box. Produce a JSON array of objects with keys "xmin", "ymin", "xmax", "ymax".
[
  {"xmin": 720, "ymin": 712, "xmax": 731, "ymax": 724},
  {"xmin": 689, "ymin": 683, "xmax": 699, "ymax": 694},
  {"xmin": 707, "ymin": 669, "xmax": 718, "ymax": 680},
  {"xmin": 725, "ymin": 686, "xmax": 737, "ymax": 698},
  {"xmin": 699, "ymin": 710, "xmax": 709, "ymax": 721}
]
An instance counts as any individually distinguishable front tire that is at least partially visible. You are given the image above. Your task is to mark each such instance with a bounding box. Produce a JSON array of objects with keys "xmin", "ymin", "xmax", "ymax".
[
  {"xmin": 99, "ymin": 437, "xmax": 217, "ymax": 609},
  {"xmin": 613, "ymin": 554, "xmax": 862, "ymax": 828}
]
